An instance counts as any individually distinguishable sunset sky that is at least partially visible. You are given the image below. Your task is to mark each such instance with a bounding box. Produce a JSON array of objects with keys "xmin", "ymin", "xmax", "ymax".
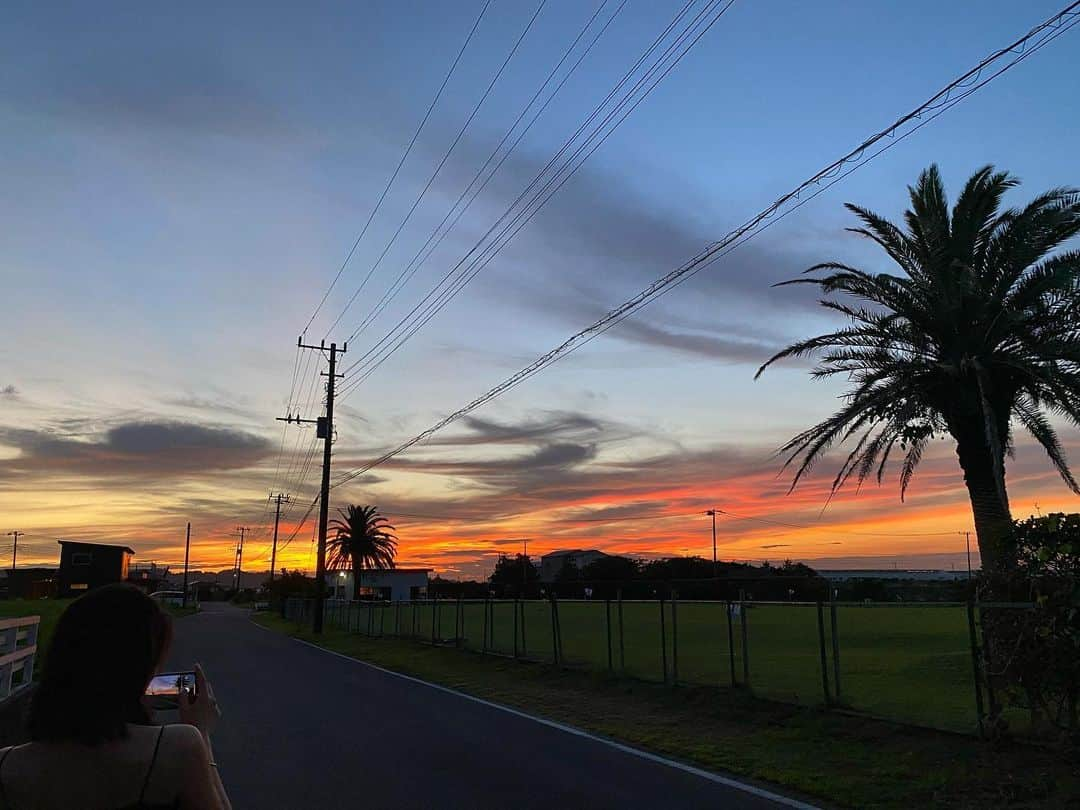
[{"xmin": 2, "ymin": 0, "xmax": 1078, "ymax": 579}]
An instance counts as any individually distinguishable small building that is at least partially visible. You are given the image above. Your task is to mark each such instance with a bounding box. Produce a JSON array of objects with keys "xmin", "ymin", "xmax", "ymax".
[
  {"xmin": 1, "ymin": 568, "xmax": 57, "ymax": 600},
  {"xmin": 540, "ymin": 549, "xmax": 608, "ymax": 582},
  {"xmin": 325, "ymin": 568, "xmax": 430, "ymax": 602},
  {"xmin": 57, "ymin": 541, "xmax": 135, "ymax": 597}
]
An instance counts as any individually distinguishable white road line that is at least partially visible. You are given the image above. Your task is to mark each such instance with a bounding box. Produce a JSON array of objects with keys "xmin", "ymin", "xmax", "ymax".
[{"xmin": 249, "ymin": 619, "xmax": 819, "ymax": 809}]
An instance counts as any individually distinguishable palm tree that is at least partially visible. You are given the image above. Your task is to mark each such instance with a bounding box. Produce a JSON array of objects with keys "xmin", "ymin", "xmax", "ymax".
[
  {"xmin": 757, "ymin": 165, "xmax": 1080, "ymax": 577},
  {"xmin": 327, "ymin": 505, "xmax": 397, "ymax": 599}
]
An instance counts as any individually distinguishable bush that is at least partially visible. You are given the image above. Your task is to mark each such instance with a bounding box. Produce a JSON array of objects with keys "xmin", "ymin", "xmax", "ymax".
[{"xmin": 996, "ymin": 513, "xmax": 1080, "ymax": 739}]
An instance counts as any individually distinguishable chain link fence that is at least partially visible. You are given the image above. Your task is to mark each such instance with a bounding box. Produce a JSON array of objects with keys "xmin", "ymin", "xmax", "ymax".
[{"xmin": 283, "ymin": 594, "xmax": 1036, "ymax": 736}]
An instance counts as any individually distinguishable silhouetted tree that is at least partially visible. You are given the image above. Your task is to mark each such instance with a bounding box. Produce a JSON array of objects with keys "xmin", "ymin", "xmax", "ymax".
[
  {"xmin": 579, "ymin": 555, "xmax": 641, "ymax": 582},
  {"xmin": 758, "ymin": 166, "xmax": 1080, "ymax": 578},
  {"xmin": 327, "ymin": 505, "xmax": 397, "ymax": 598},
  {"xmin": 489, "ymin": 553, "xmax": 537, "ymax": 595}
]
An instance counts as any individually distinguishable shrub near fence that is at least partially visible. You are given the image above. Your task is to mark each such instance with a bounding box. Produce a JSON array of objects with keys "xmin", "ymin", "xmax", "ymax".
[{"xmin": 284, "ymin": 595, "xmax": 1035, "ymax": 737}]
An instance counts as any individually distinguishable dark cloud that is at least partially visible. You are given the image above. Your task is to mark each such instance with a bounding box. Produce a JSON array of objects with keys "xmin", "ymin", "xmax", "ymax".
[
  {"xmin": 760, "ymin": 544, "xmax": 791, "ymax": 549},
  {"xmin": 0, "ymin": 420, "xmax": 272, "ymax": 479},
  {"xmin": 409, "ymin": 130, "xmax": 830, "ymax": 364},
  {"xmin": 429, "ymin": 411, "xmax": 607, "ymax": 447},
  {"xmin": 9, "ymin": 42, "xmax": 291, "ymax": 140}
]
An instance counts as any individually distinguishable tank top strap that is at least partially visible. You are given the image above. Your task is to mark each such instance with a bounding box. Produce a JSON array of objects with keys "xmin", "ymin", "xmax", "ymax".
[{"xmin": 138, "ymin": 726, "xmax": 167, "ymax": 803}]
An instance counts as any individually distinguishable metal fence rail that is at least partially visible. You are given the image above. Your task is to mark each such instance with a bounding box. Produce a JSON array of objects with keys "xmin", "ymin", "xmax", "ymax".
[{"xmin": 282, "ymin": 595, "xmax": 1035, "ymax": 737}]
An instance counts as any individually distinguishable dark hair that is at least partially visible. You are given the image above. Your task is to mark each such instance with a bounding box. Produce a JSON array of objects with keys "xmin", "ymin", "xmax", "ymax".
[{"xmin": 28, "ymin": 584, "xmax": 173, "ymax": 744}]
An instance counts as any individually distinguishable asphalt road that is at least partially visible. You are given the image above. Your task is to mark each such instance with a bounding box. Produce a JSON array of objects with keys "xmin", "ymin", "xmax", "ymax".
[{"xmin": 166, "ymin": 603, "xmax": 810, "ymax": 810}]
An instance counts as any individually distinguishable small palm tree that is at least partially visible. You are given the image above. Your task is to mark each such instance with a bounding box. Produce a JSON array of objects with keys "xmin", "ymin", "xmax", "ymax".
[
  {"xmin": 327, "ymin": 505, "xmax": 397, "ymax": 599},
  {"xmin": 757, "ymin": 165, "xmax": 1080, "ymax": 576}
]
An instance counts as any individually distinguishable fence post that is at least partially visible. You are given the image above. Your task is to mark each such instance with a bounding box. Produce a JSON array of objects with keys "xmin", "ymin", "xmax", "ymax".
[
  {"xmin": 659, "ymin": 595, "xmax": 668, "ymax": 685},
  {"xmin": 816, "ymin": 601, "xmax": 831, "ymax": 706},
  {"xmin": 605, "ymin": 598, "xmax": 613, "ymax": 672},
  {"xmin": 379, "ymin": 602, "xmax": 386, "ymax": 637},
  {"xmin": 456, "ymin": 595, "xmax": 463, "ymax": 649},
  {"xmin": 549, "ymin": 595, "xmax": 560, "ymax": 665},
  {"xmin": 513, "ymin": 598, "xmax": 520, "ymax": 658},
  {"xmin": 483, "ymin": 596, "xmax": 490, "ymax": 654},
  {"xmin": 966, "ymin": 599, "xmax": 986, "ymax": 738},
  {"xmin": 617, "ymin": 588, "xmax": 626, "ymax": 672},
  {"xmin": 726, "ymin": 600, "xmax": 737, "ymax": 687},
  {"xmin": 367, "ymin": 601, "xmax": 375, "ymax": 636},
  {"xmin": 829, "ymin": 593, "xmax": 842, "ymax": 702},
  {"xmin": 488, "ymin": 599, "xmax": 496, "ymax": 651},
  {"xmin": 671, "ymin": 590, "xmax": 679, "ymax": 686},
  {"xmin": 519, "ymin": 599, "xmax": 527, "ymax": 657},
  {"xmin": 740, "ymin": 595, "xmax": 750, "ymax": 689},
  {"xmin": 431, "ymin": 597, "xmax": 438, "ymax": 644},
  {"xmin": 555, "ymin": 595, "xmax": 563, "ymax": 664}
]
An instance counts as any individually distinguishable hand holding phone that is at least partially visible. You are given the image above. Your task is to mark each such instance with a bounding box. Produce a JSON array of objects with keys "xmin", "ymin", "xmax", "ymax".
[{"xmin": 178, "ymin": 663, "xmax": 221, "ymax": 739}]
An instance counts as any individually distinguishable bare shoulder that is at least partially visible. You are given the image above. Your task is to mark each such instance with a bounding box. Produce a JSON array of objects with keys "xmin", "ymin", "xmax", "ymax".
[{"xmin": 161, "ymin": 724, "xmax": 209, "ymax": 764}]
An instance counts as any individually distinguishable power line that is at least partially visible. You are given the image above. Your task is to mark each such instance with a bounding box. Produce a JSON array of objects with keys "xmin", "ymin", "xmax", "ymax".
[
  {"xmin": 337, "ymin": 0, "xmax": 728, "ymax": 393},
  {"xmin": 344, "ymin": 0, "xmax": 627, "ymax": 347},
  {"xmin": 322, "ymin": 0, "xmax": 549, "ymax": 338},
  {"xmin": 299, "ymin": 0, "xmax": 495, "ymax": 337},
  {"xmin": 329, "ymin": 1, "xmax": 1080, "ymax": 489}
]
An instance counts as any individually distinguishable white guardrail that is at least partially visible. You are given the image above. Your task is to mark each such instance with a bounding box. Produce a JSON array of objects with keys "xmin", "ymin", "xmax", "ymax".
[{"xmin": 0, "ymin": 615, "xmax": 39, "ymax": 701}]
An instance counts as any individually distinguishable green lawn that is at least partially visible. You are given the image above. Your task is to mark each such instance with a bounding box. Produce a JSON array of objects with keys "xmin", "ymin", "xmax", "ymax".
[
  {"xmin": 323, "ymin": 600, "xmax": 989, "ymax": 733},
  {"xmin": 0, "ymin": 598, "xmax": 71, "ymax": 679},
  {"xmin": 262, "ymin": 611, "xmax": 1080, "ymax": 809}
]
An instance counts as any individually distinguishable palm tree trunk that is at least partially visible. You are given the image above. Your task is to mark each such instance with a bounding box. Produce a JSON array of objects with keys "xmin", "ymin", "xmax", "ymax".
[
  {"xmin": 351, "ymin": 556, "xmax": 362, "ymax": 602},
  {"xmin": 955, "ymin": 432, "xmax": 1016, "ymax": 576},
  {"xmin": 955, "ymin": 428, "xmax": 1018, "ymax": 733}
]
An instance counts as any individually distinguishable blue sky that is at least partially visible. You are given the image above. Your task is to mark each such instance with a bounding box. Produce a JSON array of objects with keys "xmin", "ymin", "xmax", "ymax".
[{"xmin": 1, "ymin": 0, "xmax": 1078, "ymax": 575}]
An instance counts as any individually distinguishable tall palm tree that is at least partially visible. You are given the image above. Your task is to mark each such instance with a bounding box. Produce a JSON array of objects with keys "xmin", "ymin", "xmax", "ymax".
[
  {"xmin": 757, "ymin": 165, "xmax": 1080, "ymax": 576},
  {"xmin": 327, "ymin": 505, "xmax": 397, "ymax": 599}
]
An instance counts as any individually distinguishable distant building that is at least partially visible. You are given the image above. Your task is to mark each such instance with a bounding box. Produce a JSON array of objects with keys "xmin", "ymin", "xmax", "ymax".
[
  {"xmin": 325, "ymin": 568, "xmax": 430, "ymax": 602},
  {"xmin": 57, "ymin": 541, "xmax": 135, "ymax": 597},
  {"xmin": 818, "ymin": 569, "xmax": 970, "ymax": 582},
  {"xmin": 1, "ymin": 568, "xmax": 57, "ymax": 600},
  {"xmin": 539, "ymin": 549, "xmax": 608, "ymax": 582}
]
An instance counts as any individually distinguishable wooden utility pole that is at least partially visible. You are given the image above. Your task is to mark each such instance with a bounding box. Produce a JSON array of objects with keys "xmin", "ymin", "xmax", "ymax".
[
  {"xmin": 6, "ymin": 531, "xmax": 22, "ymax": 572},
  {"xmin": 233, "ymin": 526, "xmax": 249, "ymax": 591},
  {"xmin": 705, "ymin": 510, "xmax": 718, "ymax": 576},
  {"xmin": 182, "ymin": 523, "xmax": 191, "ymax": 608},
  {"xmin": 269, "ymin": 493, "xmax": 290, "ymax": 586},
  {"xmin": 277, "ymin": 337, "xmax": 345, "ymax": 634}
]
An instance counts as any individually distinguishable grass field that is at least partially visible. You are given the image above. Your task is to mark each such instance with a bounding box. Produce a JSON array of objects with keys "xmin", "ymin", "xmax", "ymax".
[{"xmin": 320, "ymin": 599, "xmax": 989, "ymax": 734}]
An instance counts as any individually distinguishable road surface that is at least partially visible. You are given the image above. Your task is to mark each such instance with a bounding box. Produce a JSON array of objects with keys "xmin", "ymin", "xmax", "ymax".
[{"xmin": 167, "ymin": 603, "xmax": 811, "ymax": 809}]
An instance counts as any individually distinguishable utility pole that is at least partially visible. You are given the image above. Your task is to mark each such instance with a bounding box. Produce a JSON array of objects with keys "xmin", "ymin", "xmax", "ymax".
[
  {"xmin": 705, "ymin": 510, "xmax": 718, "ymax": 577},
  {"xmin": 182, "ymin": 523, "xmax": 191, "ymax": 608},
  {"xmin": 268, "ymin": 493, "xmax": 290, "ymax": 587},
  {"xmin": 6, "ymin": 531, "xmax": 22, "ymax": 572},
  {"xmin": 233, "ymin": 526, "xmax": 249, "ymax": 591},
  {"xmin": 277, "ymin": 337, "xmax": 345, "ymax": 634},
  {"xmin": 962, "ymin": 531, "xmax": 973, "ymax": 580},
  {"xmin": 522, "ymin": 538, "xmax": 529, "ymax": 594}
]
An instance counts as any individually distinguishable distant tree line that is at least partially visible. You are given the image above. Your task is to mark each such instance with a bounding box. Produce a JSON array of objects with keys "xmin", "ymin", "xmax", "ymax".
[{"xmin": 427, "ymin": 553, "xmax": 828, "ymax": 602}]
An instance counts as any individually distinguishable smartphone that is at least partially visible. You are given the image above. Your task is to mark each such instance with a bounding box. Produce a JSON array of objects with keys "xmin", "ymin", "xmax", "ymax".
[{"xmin": 145, "ymin": 671, "xmax": 196, "ymax": 698}]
